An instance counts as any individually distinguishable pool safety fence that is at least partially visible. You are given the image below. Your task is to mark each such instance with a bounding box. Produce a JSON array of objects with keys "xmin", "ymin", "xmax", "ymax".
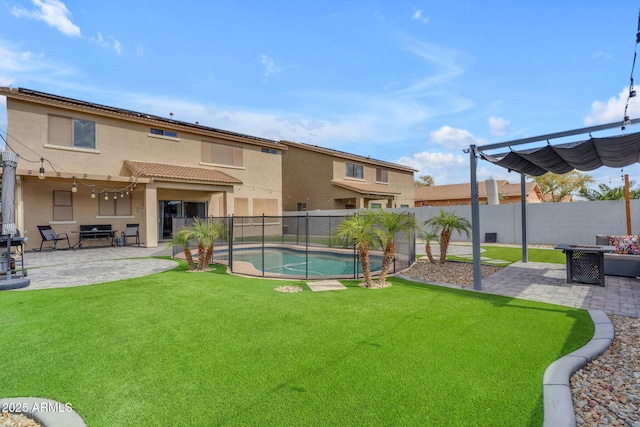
[{"xmin": 172, "ymin": 214, "xmax": 416, "ymax": 280}]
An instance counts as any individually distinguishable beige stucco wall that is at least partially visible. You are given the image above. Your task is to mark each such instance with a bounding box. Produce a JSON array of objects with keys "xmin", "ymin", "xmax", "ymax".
[
  {"xmin": 282, "ymin": 147, "xmax": 334, "ymax": 211},
  {"xmin": 5, "ymin": 97, "xmax": 282, "ymax": 248},
  {"xmin": 282, "ymin": 144, "xmax": 415, "ymax": 211}
]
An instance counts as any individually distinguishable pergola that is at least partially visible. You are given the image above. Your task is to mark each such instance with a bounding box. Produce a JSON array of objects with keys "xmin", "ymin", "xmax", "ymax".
[{"xmin": 468, "ymin": 118, "xmax": 640, "ymax": 290}]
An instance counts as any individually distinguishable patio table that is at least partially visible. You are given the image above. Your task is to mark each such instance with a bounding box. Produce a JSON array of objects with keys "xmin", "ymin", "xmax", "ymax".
[
  {"xmin": 72, "ymin": 229, "xmax": 118, "ymax": 249},
  {"xmin": 554, "ymin": 244, "xmax": 616, "ymax": 286}
]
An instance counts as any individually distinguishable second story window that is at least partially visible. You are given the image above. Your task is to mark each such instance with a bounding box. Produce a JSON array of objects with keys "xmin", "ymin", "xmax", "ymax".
[
  {"xmin": 48, "ymin": 115, "xmax": 96, "ymax": 149},
  {"xmin": 261, "ymin": 148, "xmax": 277, "ymax": 154},
  {"xmin": 150, "ymin": 128, "xmax": 178, "ymax": 138},
  {"xmin": 201, "ymin": 140, "xmax": 243, "ymax": 167},
  {"xmin": 345, "ymin": 162, "xmax": 364, "ymax": 179},
  {"xmin": 376, "ymin": 168, "xmax": 388, "ymax": 183}
]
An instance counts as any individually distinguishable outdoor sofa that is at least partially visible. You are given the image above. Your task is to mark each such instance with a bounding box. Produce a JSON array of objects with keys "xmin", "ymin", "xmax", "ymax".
[{"xmin": 596, "ymin": 235, "xmax": 640, "ymax": 278}]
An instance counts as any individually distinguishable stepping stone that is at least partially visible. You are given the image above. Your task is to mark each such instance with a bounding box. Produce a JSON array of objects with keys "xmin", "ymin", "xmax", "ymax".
[{"xmin": 306, "ymin": 280, "xmax": 347, "ymax": 292}]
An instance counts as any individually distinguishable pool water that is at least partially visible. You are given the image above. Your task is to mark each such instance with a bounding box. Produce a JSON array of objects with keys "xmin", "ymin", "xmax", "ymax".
[{"xmin": 215, "ymin": 248, "xmax": 383, "ymax": 277}]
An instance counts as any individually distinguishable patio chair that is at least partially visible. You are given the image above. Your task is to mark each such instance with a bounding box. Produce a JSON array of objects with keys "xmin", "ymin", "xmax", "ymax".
[
  {"xmin": 37, "ymin": 225, "xmax": 70, "ymax": 251},
  {"xmin": 123, "ymin": 223, "xmax": 140, "ymax": 246}
]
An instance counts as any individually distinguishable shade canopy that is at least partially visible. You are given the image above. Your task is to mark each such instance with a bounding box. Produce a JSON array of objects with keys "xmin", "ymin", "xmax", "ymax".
[{"xmin": 481, "ymin": 131, "xmax": 640, "ymax": 176}]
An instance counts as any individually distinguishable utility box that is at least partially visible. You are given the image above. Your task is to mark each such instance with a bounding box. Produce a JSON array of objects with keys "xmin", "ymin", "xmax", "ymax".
[{"xmin": 485, "ymin": 233, "xmax": 497, "ymax": 243}]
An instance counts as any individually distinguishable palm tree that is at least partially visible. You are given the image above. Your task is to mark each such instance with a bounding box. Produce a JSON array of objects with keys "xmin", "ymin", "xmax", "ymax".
[
  {"xmin": 373, "ymin": 211, "xmax": 416, "ymax": 285},
  {"xmin": 167, "ymin": 228, "xmax": 196, "ymax": 270},
  {"xmin": 202, "ymin": 220, "xmax": 228, "ymax": 268},
  {"xmin": 335, "ymin": 211, "xmax": 379, "ymax": 287},
  {"xmin": 423, "ymin": 210, "xmax": 471, "ymax": 264},
  {"xmin": 184, "ymin": 218, "xmax": 210, "ymax": 270},
  {"xmin": 579, "ymin": 182, "xmax": 640, "ymax": 200},
  {"xmin": 416, "ymin": 228, "xmax": 439, "ymax": 264}
]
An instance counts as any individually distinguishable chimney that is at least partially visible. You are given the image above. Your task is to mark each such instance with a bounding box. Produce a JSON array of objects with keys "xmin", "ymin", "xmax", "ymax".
[{"xmin": 485, "ymin": 179, "xmax": 499, "ymax": 205}]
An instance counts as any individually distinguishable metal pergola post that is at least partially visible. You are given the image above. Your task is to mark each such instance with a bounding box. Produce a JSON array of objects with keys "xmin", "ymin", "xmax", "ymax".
[{"xmin": 470, "ymin": 118, "xmax": 639, "ymax": 291}]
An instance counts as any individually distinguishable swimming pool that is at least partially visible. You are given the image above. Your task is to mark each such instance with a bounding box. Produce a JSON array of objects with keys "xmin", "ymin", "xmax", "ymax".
[{"xmin": 213, "ymin": 247, "xmax": 383, "ymax": 278}]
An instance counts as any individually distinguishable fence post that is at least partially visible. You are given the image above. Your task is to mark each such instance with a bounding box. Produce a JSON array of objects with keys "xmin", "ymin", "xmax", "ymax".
[
  {"xmin": 262, "ymin": 214, "xmax": 265, "ymax": 278},
  {"xmin": 229, "ymin": 215, "xmax": 234, "ymax": 273},
  {"xmin": 305, "ymin": 213, "xmax": 309, "ymax": 279}
]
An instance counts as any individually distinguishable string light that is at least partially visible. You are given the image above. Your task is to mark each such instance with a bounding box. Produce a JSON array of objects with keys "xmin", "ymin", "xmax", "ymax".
[
  {"xmin": 622, "ymin": 10, "xmax": 640, "ymax": 130},
  {"xmin": 38, "ymin": 158, "xmax": 45, "ymax": 180},
  {"xmin": 71, "ymin": 176, "xmax": 77, "ymax": 193},
  {"xmin": 91, "ymin": 186, "xmax": 96, "ymax": 198},
  {"xmin": 104, "ymin": 192, "xmax": 109, "ymax": 201}
]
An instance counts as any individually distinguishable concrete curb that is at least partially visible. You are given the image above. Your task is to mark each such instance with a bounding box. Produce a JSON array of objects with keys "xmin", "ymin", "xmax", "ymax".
[
  {"xmin": 542, "ymin": 310, "xmax": 613, "ymax": 427},
  {"xmin": 0, "ymin": 397, "xmax": 86, "ymax": 426}
]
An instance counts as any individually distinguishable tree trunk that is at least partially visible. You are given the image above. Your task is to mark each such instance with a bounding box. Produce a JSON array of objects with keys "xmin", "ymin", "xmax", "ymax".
[
  {"xmin": 425, "ymin": 242, "xmax": 436, "ymax": 264},
  {"xmin": 204, "ymin": 243, "xmax": 214, "ymax": 268},
  {"xmin": 197, "ymin": 243, "xmax": 206, "ymax": 270},
  {"xmin": 379, "ymin": 242, "xmax": 395, "ymax": 285},
  {"xmin": 183, "ymin": 248, "xmax": 195, "ymax": 270},
  {"xmin": 439, "ymin": 230, "xmax": 451, "ymax": 264},
  {"xmin": 358, "ymin": 242, "xmax": 372, "ymax": 287}
]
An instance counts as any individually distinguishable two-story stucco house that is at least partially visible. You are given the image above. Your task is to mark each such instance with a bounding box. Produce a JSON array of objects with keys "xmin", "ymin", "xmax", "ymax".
[
  {"xmin": 1, "ymin": 87, "xmax": 285, "ymax": 248},
  {"xmin": 280, "ymin": 140, "xmax": 416, "ymax": 211}
]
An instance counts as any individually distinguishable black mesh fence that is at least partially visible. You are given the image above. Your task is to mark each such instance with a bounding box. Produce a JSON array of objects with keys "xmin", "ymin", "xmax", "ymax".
[{"xmin": 172, "ymin": 214, "xmax": 415, "ymax": 280}]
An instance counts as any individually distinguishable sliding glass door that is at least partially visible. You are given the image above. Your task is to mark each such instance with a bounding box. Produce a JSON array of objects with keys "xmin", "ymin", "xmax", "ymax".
[{"xmin": 159, "ymin": 200, "xmax": 207, "ymax": 240}]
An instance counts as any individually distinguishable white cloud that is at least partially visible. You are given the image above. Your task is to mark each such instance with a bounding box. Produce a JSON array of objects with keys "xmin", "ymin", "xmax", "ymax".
[
  {"xmin": 0, "ymin": 39, "xmax": 78, "ymax": 87},
  {"xmin": 488, "ymin": 116, "xmax": 510, "ymax": 136},
  {"xmin": 429, "ymin": 125, "xmax": 488, "ymax": 150},
  {"xmin": 90, "ymin": 32, "xmax": 122, "ymax": 55},
  {"xmin": 396, "ymin": 126, "xmax": 496, "ymax": 184},
  {"xmin": 12, "ymin": 0, "xmax": 80, "ymax": 37},
  {"xmin": 412, "ymin": 9, "xmax": 430, "ymax": 24},
  {"xmin": 260, "ymin": 54, "xmax": 282, "ymax": 77},
  {"xmin": 584, "ymin": 87, "xmax": 640, "ymax": 126},
  {"xmin": 397, "ymin": 40, "xmax": 466, "ymax": 96}
]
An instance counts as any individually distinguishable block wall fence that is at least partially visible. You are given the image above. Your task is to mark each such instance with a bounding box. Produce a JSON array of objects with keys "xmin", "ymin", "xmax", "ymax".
[{"xmin": 285, "ymin": 200, "xmax": 640, "ymax": 246}]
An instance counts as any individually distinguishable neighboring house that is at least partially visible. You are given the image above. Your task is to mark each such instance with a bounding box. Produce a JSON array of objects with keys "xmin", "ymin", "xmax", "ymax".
[
  {"xmin": 415, "ymin": 180, "xmax": 543, "ymax": 206},
  {"xmin": 1, "ymin": 87, "xmax": 285, "ymax": 248},
  {"xmin": 280, "ymin": 140, "xmax": 416, "ymax": 211}
]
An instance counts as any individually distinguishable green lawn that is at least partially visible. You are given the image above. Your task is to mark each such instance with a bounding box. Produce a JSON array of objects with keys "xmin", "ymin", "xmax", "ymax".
[
  {"xmin": 0, "ymin": 260, "xmax": 592, "ymax": 426},
  {"xmin": 447, "ymin": 245, "xmax": 566, "ymax": 265}
]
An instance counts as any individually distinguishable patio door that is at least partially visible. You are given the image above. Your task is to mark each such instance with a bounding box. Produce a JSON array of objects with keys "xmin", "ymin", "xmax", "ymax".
[{"xmin": 158, "ymin": 200, "xmax": 207, "ymax": 240}]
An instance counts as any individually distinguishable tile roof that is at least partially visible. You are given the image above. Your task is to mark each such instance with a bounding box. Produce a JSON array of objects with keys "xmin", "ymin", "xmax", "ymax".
[
  {"xmin": 281, "ymin": 140, "xmax": 417, "ymax": 173},
  {"xmin": 124, "ymin": 160, "xmax": 242, "ymax": 185},
  {"xmin": 332, "ymin": 180, "xmax": 401, "ymax": 196},
  {"xmin": 415, "ymin": 180, "xmax": 539, "ymax": 201}
]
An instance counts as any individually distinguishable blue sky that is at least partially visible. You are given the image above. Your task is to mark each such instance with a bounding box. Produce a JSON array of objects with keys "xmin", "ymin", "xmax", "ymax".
[{"xmin": 1, "ymin": 0, "xmax": 640, "ymax": 187}]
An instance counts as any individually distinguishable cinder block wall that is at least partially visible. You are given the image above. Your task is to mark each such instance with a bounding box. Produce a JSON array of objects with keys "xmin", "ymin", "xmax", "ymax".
[{"xmin": 285, "ymin": 200, "xmax": 640, "ymax": 246}]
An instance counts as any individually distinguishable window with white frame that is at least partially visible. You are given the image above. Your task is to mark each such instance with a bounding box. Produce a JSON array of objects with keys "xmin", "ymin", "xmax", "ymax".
[
  {"xmin": 99, "ymin": 193, "xmax": 132, "ymax": 216},
  {"xmin": 201, "ymin": 140, "xmax": 243, "ymax": 167},
  {"xmin": 345, "ymin": 162, "xmax": 364, "ymax": 179},
  {"xmin": 48, "ymin": 115, "xmax": 96, "ymax": 149},
  {"xmin": 53, "ymin": 190, "xmax": 73, "ymax": 221},
  {"xmin": 150, "ymin": 128, "xmax": 178, "ymax": 138},
  {"xmin": 376, "ymin": 168, "xmax": 388, "ymax": 183}
]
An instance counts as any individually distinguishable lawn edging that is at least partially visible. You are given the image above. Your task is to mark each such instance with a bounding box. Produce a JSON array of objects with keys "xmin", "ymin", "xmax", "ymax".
[{"xmin": 542, "ymin": 310, "xmax": 613, "ymax": 427}]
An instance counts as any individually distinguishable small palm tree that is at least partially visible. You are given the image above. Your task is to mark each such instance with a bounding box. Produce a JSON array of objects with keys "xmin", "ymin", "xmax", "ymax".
[
  {"xmin": 373, "ymin": 210, "xmax": 416, "ymax": 285},
  {"xmin": 167, "ymin": 228, "xmax": 196, "ymax": 270},
  {"xmin": 186, "ymin": 218, "xmax": 211, "ymax": 271},
  {"xmin": 416, "ymin": 228, "xmax": 439, "ymax": 264},
  {"xmin": 423, "ymin": 210, "xmax": 471, "ymax": 264},
  {"xmin": 202, "ymin": 221, "xmax": 228, "ymax": 268},
  {"xmin": 335, "ymin": 211, "xmax": 379, "ymax": 288}
]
